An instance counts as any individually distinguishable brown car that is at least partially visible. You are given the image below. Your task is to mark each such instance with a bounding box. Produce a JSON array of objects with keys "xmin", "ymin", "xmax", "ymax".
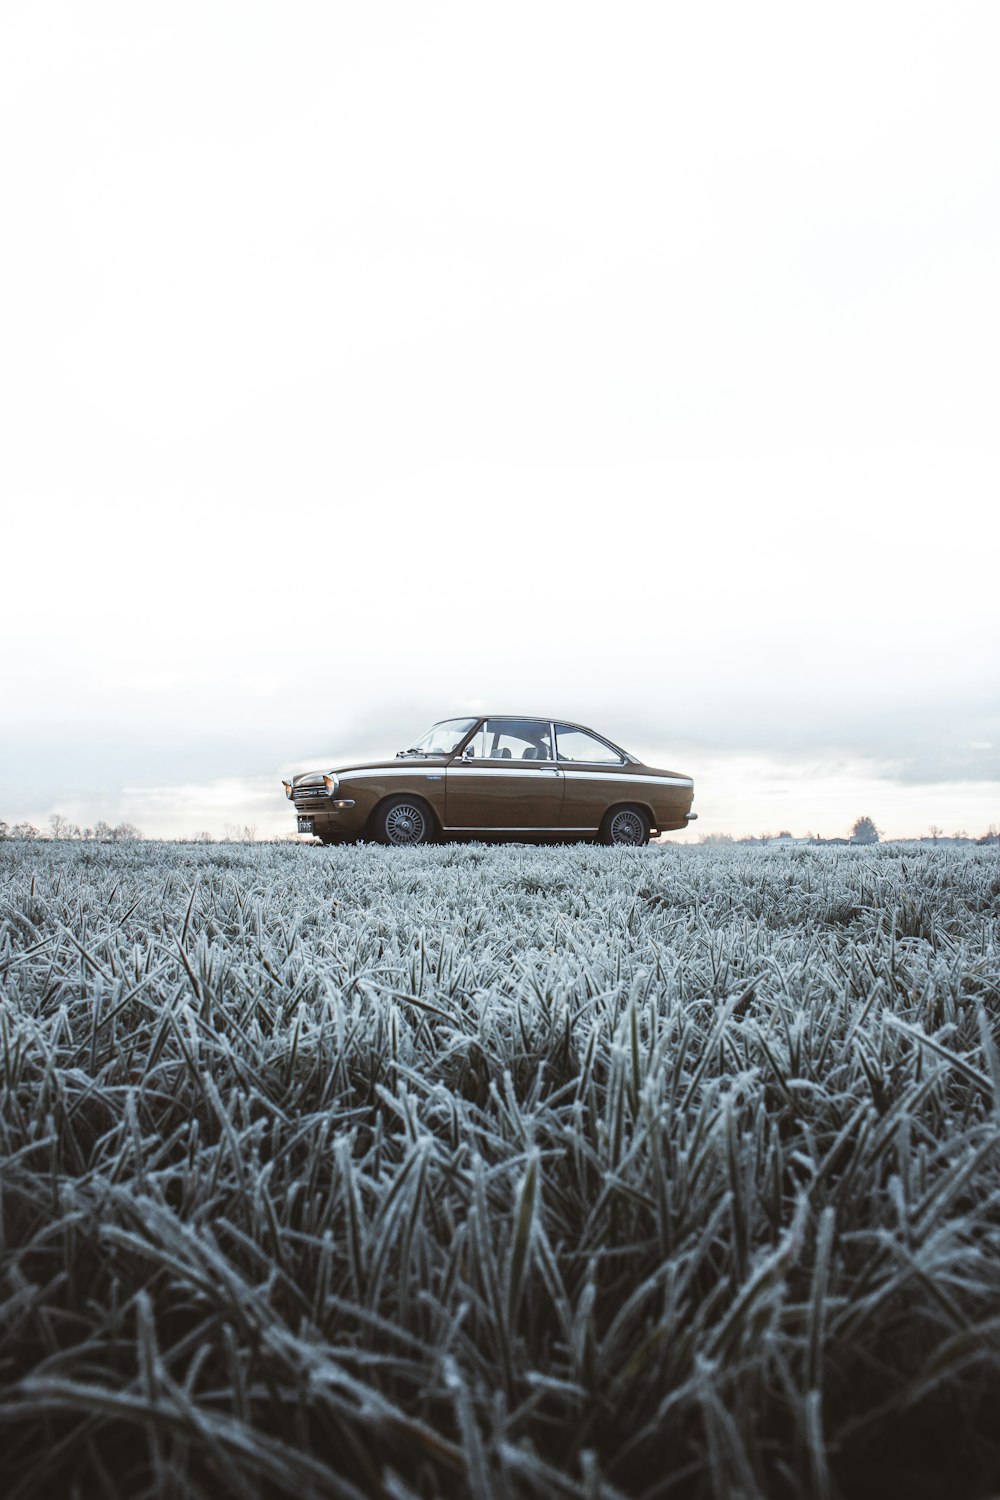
[{"xmin": 284, "ymin": 716, "xmax": 696, "ymax": 847}]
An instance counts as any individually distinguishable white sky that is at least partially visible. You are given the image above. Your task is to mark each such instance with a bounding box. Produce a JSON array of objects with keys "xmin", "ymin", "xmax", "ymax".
[{"xmin": 2, "ymin": 2, "xmax": 998, "ymax": 840}]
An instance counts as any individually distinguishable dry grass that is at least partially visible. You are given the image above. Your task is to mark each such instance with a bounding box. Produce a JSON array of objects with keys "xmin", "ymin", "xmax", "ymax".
[{"xmin": 1, "ymin": 838, "xmax": 999, "ymax": 1498}]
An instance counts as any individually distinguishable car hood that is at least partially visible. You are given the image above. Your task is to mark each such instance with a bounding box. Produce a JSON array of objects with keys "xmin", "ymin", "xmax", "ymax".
[{"xmin": 292, "ymin": 757, "xmax": 451, "ymax": 787}]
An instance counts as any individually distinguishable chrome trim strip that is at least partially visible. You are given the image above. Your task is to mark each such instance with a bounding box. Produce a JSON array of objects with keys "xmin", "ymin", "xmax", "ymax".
[
  {"xmin": 560, "ymin": 771, "xmax": 693, "ymax": 787},
  {"xmin": 333, "ymin": 766, "xmax": 689, "ymax": 786},
  {"xmin": 443, "ymin": 826, "xmax": 597, "ymax": 832},
  {"xmin": 337, "ymin": 767, "xmax": 447, "ymax": 781},
  {"xmin": 446, "ymin": 766, "xmax": 561, "ymax": 778},
  {"xmin": 333, "ymin": 765, "xmax": 689, "ymax": 787}
]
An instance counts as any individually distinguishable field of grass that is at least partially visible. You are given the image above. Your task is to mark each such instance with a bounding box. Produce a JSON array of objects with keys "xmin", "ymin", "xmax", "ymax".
[{"xmin": 1, "ymin": 838, "xmax": 999, "ymax": 1499}]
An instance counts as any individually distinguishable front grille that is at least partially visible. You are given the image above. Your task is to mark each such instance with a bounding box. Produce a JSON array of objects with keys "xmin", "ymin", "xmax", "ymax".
[{"xmin": 293, "ymin": 785, "xmax": 329, "ymax": 809}]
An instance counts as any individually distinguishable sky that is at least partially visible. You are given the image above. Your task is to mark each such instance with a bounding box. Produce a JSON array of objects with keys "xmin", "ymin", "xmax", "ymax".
[{"xmin": 2, "ymin": 2, "xmax": 998, "ymax": 841}]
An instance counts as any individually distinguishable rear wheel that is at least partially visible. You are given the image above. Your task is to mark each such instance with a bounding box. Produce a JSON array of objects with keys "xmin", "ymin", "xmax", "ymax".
[
  {"xmin": 599, "ymin": 805, "xmax": 650, "ymax": 847},
  {"xmin": 374, "ymin": 796, "xmax": 434, "ymax": 847}
]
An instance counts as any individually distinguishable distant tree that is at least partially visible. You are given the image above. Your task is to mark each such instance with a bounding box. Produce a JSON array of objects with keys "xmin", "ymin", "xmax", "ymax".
[
  {"xmin": 192, "ymin": 830, "xmax": 214, "ymax": 844},
  {"xmin": 776, "ymin": 830, "xmax": 793, "ymax": 840},
  {"xmin": 94, "ymin": 821, "xmax": 113, "ymax": 841},
  {"xmin": 953, "ymin": 830, "xmax": 968, "ymax": 842},
  {"xmin": 929, "ymin": 824, "xmax": 942, "ymax": 843},
  {"xmin": 11, "ymin": 822, "xmax": 40, "ymax": 839},
  {"xmin": 112, "ymin": 822, "xmax": 142, "ymax": 841},
  {"xmin": 850, "ymin": 815, "xmax": 880, "ymax": 845},
  {"xmin": 0, "ymin": 820, "xmax": 8, "ymax": 840},
  {"xmin": 49, "ymin": 813, "xmax": 67, "ymax": 839},
  {"xmin": 699, "ymin": 832, "xmax": 734, "ymax": 844}
]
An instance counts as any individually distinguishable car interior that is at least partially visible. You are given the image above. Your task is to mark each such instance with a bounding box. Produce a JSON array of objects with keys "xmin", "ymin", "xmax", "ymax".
[{"xmin": 481, "ymin": 720, "xmax": 552, "ymax": 761}]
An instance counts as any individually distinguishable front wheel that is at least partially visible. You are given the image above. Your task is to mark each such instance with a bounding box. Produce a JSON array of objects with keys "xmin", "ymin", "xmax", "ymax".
[
  {"xmin": 599, "ymin": 805, "xmax": 650, "ymax": 847},
  {"xmin": 374, "ymin": 796, "xmax": 435, "ymax": 847}
]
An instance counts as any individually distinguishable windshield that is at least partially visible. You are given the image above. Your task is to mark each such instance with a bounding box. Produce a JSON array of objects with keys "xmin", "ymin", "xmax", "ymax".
[{"xmin": 404, "ymin": 718, "xmax": 477, "ymax": 757}]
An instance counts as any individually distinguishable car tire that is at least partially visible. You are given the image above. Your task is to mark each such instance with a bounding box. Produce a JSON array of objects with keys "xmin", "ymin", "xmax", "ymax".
[
  {"xmin": 373, "ymin": 796, "xmax": 435, "ymax": 847},
  {"xmin": 599, "ymin": 805, "xmax": 650, "ymax": 847}
]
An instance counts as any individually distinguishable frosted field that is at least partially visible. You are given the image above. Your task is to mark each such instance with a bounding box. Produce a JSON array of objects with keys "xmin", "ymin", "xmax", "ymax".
[{"xmin": 1, "ymin": 839, "xmax": 999, "ymax": 1500}]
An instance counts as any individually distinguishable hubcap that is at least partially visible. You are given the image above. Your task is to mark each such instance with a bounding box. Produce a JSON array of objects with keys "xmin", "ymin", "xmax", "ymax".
[
  {"xmin": 385, "ymin": 803, "xmax": 427, "ymax": 845},
  {"xmin": 610, "ymin": 810, "xmax": 644, "ymax": 845}
]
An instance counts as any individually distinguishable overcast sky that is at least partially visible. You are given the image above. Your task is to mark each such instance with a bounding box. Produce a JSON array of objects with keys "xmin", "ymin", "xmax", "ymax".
[{"xmin": 2, "ymin": 2, "xmax": 998, "ymax": 840}]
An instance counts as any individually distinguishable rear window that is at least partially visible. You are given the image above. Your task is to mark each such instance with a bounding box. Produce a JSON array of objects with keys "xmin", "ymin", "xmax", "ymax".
[{"xmin": 555, "ymin": 725, "xmax": 625, "ymax": 764}]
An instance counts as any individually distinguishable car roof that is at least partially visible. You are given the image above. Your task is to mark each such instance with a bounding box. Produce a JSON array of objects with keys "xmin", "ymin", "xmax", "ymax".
[
  {"xmin": 439, "ymin": 715, "xmax": 637, "ymax": 761},
  {"xmin": 438, "ymin": 714, "xmax": 592, "ymax": 725}
]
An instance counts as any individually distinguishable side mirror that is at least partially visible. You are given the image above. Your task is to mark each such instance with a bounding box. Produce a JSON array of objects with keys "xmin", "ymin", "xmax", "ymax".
[{"xmin": 464, "ymin": 744, "xmax": 476, "ymax": 760}]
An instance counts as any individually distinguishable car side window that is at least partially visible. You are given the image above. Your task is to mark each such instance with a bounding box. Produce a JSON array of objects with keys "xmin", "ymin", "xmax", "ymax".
[
  {"xmin": 462, "ymin": 725, "xmax": 488, "ymax": 758},
  {"xmin": 555, "ymin": 725, "xmax": 625, "ymax": 764},
  {"xmin": 483, "ymin": 718, "xmax": 552, "ymax": 760}
]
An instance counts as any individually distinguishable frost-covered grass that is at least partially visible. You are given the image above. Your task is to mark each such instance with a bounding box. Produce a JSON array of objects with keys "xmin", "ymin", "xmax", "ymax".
[{"xmin": 1, "ymin": 839, "xmax": 999, "ymax": 1499}]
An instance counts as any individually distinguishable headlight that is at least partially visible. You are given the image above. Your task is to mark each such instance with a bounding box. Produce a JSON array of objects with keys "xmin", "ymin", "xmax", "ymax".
[
  {"xmin": 322, "ymin": 774, "xmax": 339, "ymax": 796},
  {"xmin": 282, "ymin": 780, "xmax": 293, "ymax": 800}
]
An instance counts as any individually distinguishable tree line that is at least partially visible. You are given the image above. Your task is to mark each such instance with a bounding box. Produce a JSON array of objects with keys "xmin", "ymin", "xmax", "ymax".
[{"xmin": 0, "ymin": 816, "xmax": 143, "ymax": 842}]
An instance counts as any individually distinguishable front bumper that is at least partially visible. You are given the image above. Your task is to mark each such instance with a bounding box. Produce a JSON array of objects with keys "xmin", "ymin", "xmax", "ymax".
[{"xmin": 296, "ymin": 798, "xmax": 355, "ymax": 835}]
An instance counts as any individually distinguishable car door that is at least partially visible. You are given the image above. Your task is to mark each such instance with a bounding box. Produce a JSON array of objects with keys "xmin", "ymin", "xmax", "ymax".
[{"xmin": 445, "ymin": 717, "xmax": 565, "ymax": 831}]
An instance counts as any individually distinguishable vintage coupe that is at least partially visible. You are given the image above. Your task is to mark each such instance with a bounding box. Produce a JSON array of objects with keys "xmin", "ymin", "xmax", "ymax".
[{"xmin": 283, "ymin": 716, "xmax": 696, "ymax": 847}]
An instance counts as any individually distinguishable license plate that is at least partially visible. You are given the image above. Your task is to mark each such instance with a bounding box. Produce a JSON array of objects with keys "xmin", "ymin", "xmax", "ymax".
[{"xmin": 297, "ymin": 817, "xmax": 315, "ymax": 833}]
